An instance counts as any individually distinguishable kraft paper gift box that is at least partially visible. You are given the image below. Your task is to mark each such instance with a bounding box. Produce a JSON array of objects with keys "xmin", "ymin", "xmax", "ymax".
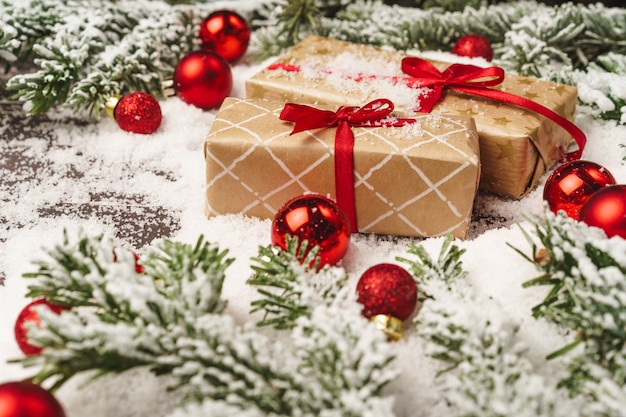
[
  {"xmin": 245, "ymin": 36, "xmax": 580, "ymax": 199},
  {"xmin": 204, "ymin": 97, "xmax": 481, "ymax": 239}
]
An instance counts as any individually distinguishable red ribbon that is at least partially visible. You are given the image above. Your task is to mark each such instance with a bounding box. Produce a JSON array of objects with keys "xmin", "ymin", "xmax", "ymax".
[
  {"xmin": 268, "ymin": 59, "xmax": 586, "ymax": 160},
  {"xmin": 400, "ymin": 57, "xmax": 586, "ymax": 161},
  {"xmin": 279, "ymin": 99, "xmax": 415, "ymax": 233}
]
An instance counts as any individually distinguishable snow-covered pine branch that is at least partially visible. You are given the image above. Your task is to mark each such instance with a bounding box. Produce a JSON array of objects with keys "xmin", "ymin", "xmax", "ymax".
[
  {"xmin": 19, "ymin": 229, "xmax": 397, "ymax": 416},
  {"xmin": 517, "ymin": 210, "xmax": 626, "ymax": 404}
]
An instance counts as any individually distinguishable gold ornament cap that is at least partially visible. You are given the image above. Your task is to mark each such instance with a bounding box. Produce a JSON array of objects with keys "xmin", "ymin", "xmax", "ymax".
[
  {"xmin": 105, "ymin": 94, "xmax": 122, "ymax": 119},
  {"xmin": 370, "ymin": 314, "xmax": 404, "ymax": 341},
  {"xmin": 161, "ymin": 77, "xmax": 175, "ymax": 98}
]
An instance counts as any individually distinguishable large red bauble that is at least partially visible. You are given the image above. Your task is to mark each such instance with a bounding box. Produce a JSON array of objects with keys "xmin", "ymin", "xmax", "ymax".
[
  {"xmin": 451, "ymin": 34, "xmax": 493, "ymax": 61},
  {"xmin": 199, "ymin": 10, "xmax": 251, "ymax": 62},
  {"xmin": 172, "ymin": 50, "xmax": 232, "ymax": 109},
  {"xmin": 356, "ymin": 263, "xmax": 417, "ymax": 321},
  {"xmin": 579, "ymin": 184, "xmax": 626, "ymax": 239},
  {"xmin": 113, "ymin": 92, "xmax": 162, "ymax": 134},
  {"xmin": 0, "ymin": 381, "xmax": 66, "ymax": 417},
  {"xmin": 14, "ymin": 299, "xmax": 66, "ymax": 356},
  {"xmin": 543, "ymin": 160, "xmax": 616, "ymax": 220},
  {"xmin": 271, "ymin": 194, "xmax": 351, "ymax": 268}
]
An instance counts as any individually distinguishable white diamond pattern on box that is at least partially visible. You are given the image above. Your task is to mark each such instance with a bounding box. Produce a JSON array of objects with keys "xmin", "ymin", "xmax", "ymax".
[{"xmin": 205, "ymin": 98, "xmax": 480, "ymax": 239}]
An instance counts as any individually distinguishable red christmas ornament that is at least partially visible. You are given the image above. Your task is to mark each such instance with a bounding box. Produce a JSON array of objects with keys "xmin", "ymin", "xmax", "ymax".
[
  {"xmin": 543, "ymin": 160, "xmax": 616, "ymax": 220},
  {"xmin": 14, "ymin": 299, "xmax": 66, "ymax": 356},
  {"xmin": 199, "ymin": 10, "xmax": 251, "ymax": 62},
  {"xmin": 356, "ymin": 263, "xmax": 417, "ymax": 340},
  {"xmin": 271, "ymin": 194, "xmax": 351, "ymax": 268},
  {"xmin": 107, "ymin": 92, "xmax": 162, "ymax": 134},
  {"xmin": 451, "ymin": 34, "xmax": 494, "ymax": 61},
  {"xmin": 579, "ymin": 184, "xmax": 626, "ymax": 239},
  {"xmin": 0, "ymin": 381, "xmax": 66, "ymax": 417},
  {"xmin": 173, "ymin": 50, "xmax": 232, "ymax": 110}
]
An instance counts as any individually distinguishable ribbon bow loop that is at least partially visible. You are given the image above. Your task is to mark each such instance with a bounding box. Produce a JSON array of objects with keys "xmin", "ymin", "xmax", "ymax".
[
  {"xmin": 279, "ymin": 104, "xmax": 338, "ymax": 135},
  {"xmin": 343, "ymin": 98, "xmax": 395, "ymax": 124},
  {"xmin": 401, "ymin": 56, "xmax": 585, "ymax": 160},
  {"xmin": 402, "ymin": 57, "xmax": 505, "ymax": 112}
]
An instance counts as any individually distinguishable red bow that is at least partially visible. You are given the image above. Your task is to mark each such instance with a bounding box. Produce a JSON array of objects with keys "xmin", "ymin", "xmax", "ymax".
[
  {"xmin": 401, "ymin": 57, "xmax": 586, "ymax": 160},
  {"xmin": 280, "ymin": 99, "xmax": 415, "ymax": 233}
]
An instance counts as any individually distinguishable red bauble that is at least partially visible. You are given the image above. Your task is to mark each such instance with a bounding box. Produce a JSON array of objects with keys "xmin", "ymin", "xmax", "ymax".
[
  {"xmin": 173, "ymin": 50, "xmax": 232, "ymax": 109},
  {"xmin": 451, "ymin": 34, "xmax": 494, "ymax": 61},
  {"xmin": 579, "ymin": 184, "xmax": 626, "ymax": 239},
  {"xmin": 112, "ymin": 92, "xmax": 162, "ymax": 134},
  {"xmin": 0, "ymin": 381, "xmax": 66, "ymax": 417},
  {"xmin": 199, "ymin": 10, "xmax": 251, "ymax": 62},
  {"xmin": 543, "ymin": 160, "xmax": 616, "ymax": 220},
  {"xmin": 14, "ymin": 299, "xmax": 66, "ymax": 356},
  {"xmin": 356, "ymin": 263, "xmax": 417, "ymax": 322},
  {"xmin": 271, "ymin": 194, "xmax": 351, "ymax": 268}
]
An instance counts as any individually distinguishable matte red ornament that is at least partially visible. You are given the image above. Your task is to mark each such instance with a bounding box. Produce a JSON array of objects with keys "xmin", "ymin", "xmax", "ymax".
[
  {"xmin": 271, "ymin": 194, "xmax": 351, "ymax": 268},
  {"xmin": 173, "ymin": 50, "xmax": 232, "ymax": 110},
  {"xmin": 14, "ymin": 299, "xmax": 66, "ymax": 356},
  {"xmin": 0, "ymin": 381, "xmax": 66, "ymax": 417},
  {"xmin": 452, "ymin": 34, "xmax": 494, "ymax": 61},
  {"xmin": 199, "ymin": 10, "xmax": 251, "ymax": 62},
  {"xmin": 543, "ymin": 160, "xmax": 616, "ymax": 220},
  {"xmin": 112, "ymin": 92, "xmax": 162, "ymax": 134},
  {"xmin": 579, "ymin": 184, "xmax": 626, "ymax": 239},
  {"xmin": 356, "ymin": 263, "xmax": 418, "ymax": 322}
]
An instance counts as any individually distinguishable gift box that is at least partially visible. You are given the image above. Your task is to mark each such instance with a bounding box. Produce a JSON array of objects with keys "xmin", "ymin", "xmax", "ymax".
[
  {"xmin": 205, "ymin": 97, "xmax": 481, "ymax": 239},
  {"xmin": 245, "ymin": 36, "xmax": 580, "ymax": 198}
]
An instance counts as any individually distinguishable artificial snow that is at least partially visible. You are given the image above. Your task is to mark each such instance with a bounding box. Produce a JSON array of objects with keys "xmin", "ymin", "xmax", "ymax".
[{"xmin": 2, "ymin": 28, "xmax": 626, "ymax": 417}]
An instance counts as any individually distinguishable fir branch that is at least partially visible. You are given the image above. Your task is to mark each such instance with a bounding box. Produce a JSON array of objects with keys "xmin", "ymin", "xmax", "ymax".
[
  {"xmin": 420, "ymin": 308, "xmax": 565, "ymax": 417},
  {"xmin": 18, "ymin": 229, "xmax": 397, "ymax": 416},
  {"xmin": 2, "ymin": 0, "xmax": 265, "ymax": 116},
  {"xmin": 516, "ymin": 211, "xmax": 626, "ymax": 396},
  {"xmin": 403, "ymin": 234, "xmax": 574, "ymax": 416},
  {"xmin": 64, "ymin": 6, "xmax": 201, "ymax": 117},
  {"xmin": 397, "ymin": 234, "xmax": 468, "ymax": 301},
  {"xmin": 0, "ymin": 0, "xmax": 63, "ymax": 68},
  {"xmin": 247, "ymin": 235, "xmax": 347, "ymax": 329},
  {"xmin": 4, "ymin": 1, "xmax": 147, "ymax": 114}
]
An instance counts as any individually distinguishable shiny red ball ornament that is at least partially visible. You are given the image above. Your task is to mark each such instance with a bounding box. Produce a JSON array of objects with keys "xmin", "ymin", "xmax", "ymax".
[
  {"xmin": 452, "ymin": 34, "xmax": 494, "ymax": 61},
  {"xmin": 543, "ymin": 160, "xmax": 616, "ymax": 220},
  {"xmin": 173, "ymin": 50, "xmax": 232, "ymax": 110},
  {"xmin": 579, "ymin": 184, "xmax": 626, "ymax": 239},
  {"xmin": 199, "ymin": 10, "xmax": 251, "ymax": 62},
  {"xmin": 14, "ymin": 299, "xmax": 66, "ymax": 356},
  {"xmin": 0, "ymin": 381, "xmax": 66, "ymax": 417},
  {"xmin": 111, "ymin": 92, "xmax": 162, "ymax": 134},
  {"xmin": 356, "ymin": 263, "xmax": 417, "ymax": 340},
  {"xmin": 271, "ymin": 194, "xmax": 351, "ymax": 268}
]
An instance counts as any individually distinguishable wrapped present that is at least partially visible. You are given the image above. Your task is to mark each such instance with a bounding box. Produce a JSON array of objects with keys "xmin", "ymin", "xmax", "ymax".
[
  {"xmin": 245, "ymin": 36, "xmax": 585, "ymax": 198},
  {"xmin": 205, "ymin": 97, "xmax": 481, "ymax": 239}
]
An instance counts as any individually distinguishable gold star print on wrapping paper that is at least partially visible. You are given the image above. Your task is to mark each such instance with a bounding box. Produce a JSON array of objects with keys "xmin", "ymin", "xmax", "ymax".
[
  {"xmin": 492, "ymin": 116, "xmax": 512, "ymax": 127},
  {"xmin": 496, "ymin": 139, "xmax": 518, "ymax": 165},
  {"xmin": 551, "ymin": 85, "xmax": 569, "ymax": 96},
  {"xmin": 523, "ymin": 91, "xmax": 539, "ymax": 100}
]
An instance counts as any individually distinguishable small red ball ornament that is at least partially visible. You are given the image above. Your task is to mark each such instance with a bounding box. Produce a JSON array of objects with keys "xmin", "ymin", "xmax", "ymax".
[
  {"xmin": 173, "ymin": 50, "xmax": 232, "ymax": 109},
  {"xmin": 452, "ymin": 34, "xmax": 494, "ymax": 61},
  {"xmin": 271, "ymin": 194, "xmax": 351, "ymax": 268},
  {"xmin": 108, "ymin": 92, "xmax": 162, "ymax": 134},
  {"xmin": 199, "ymin": 10, "xmax": 251, "ymax": 62},
  {"xmin": 543, "ymin": 160, "xmax": 616, "ymax": 220},
  {"xmin": 356, "ymin": 263, "xmax": 417, "ymax": 340},
  {"xmin": 0, "ymin": 381, "xmax": 66, "ymax": 417},
  {"xmin": 579, "ymin": 184, "xmax": 626, "ymax": 239},
  {"xmin": 14, "ymin": 299, "xmax": 66, "ymax": 356}
]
